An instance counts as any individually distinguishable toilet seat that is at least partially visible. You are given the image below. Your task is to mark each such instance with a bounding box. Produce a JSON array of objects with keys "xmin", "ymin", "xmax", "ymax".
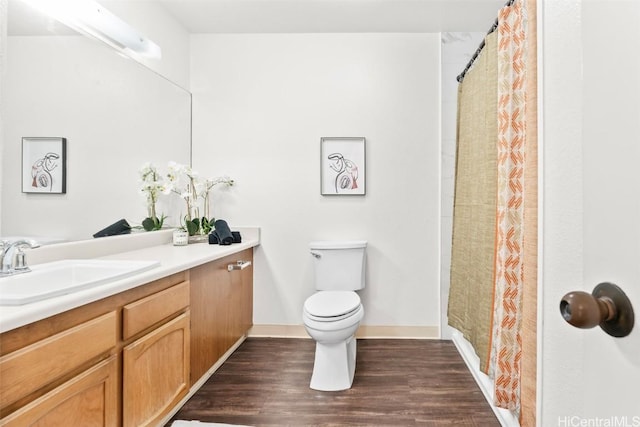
[{"xmin": 304, "ymin": 291, "xmax": 361, "ymax": 322}]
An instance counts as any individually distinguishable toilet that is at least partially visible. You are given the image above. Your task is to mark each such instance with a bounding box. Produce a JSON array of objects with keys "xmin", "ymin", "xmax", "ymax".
[{"xmin": 302, "ymin": 240, "xmax": 367, "ymax": 391}]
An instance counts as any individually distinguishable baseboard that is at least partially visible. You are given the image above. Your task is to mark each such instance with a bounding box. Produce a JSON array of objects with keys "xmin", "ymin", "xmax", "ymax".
[
  {"xmin": 249, "ymin": 324, "xmax": 309, "ymax": 338},
  {"xmin": 248, "ymin": 324, "xmax": 440, "ymax": 339},
  {"xmin": 356, "ymin": 325, "xmax": 439, "ymax": 339}
]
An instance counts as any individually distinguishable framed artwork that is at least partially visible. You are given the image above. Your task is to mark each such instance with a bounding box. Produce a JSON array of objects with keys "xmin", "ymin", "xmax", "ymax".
[
  {"xmin": 22, "ymin": 137, "xmax": 67, "ymax": 194},
  {"xmin": 320, "ymin": 137, "xmax": 366, "ymax": 196}
]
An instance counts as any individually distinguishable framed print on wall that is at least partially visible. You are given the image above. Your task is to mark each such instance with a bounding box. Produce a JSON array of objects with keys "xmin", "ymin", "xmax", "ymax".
[
  {"xmin": 320, "ymin": 137, "xmax": 366, "ymax": 196},
  {"xmin": 22, "ymin": 137, "xmax": 67, "ymax": 194}
]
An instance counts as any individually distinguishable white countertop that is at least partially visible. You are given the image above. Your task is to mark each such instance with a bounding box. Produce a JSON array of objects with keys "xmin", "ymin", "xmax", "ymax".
[{"xmin": 0, "ymin": 228, "xmax": 260, "ymax": 333}]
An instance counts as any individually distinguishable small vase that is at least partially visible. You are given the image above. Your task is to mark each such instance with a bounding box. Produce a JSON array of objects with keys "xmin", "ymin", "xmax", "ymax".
[{"xmin": 173, "ymin": 229, "xmax": 189, "ymax": 246}]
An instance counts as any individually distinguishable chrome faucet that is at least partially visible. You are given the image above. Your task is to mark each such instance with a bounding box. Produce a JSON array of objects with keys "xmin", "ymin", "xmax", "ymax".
[{"xmin": 0, "ymin": 240, "xmax": 40, "ymax": 277}]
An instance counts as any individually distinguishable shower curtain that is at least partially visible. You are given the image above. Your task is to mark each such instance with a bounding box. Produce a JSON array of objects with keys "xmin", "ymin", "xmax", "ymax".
[
  {"xmin": 448, "ymin": 31, "xmax": 499, "ymax": 375},
  {"xmin": 489, "ymin": 2, "xmax": 527, "ymax": 412},
  {"xmin": 448, "ymin": 0, "xmax": 532, "ymax": 416}
]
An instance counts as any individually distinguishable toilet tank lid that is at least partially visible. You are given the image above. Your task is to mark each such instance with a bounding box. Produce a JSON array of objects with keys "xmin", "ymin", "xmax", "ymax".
[{"xmin": 309, "ymin": 240, "xmax": 367, "ymax": 250}]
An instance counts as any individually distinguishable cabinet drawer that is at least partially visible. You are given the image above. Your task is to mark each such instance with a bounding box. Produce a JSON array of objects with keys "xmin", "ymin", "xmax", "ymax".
[
  {"xmin": 122, "ymin": 281, "xmax": 189, "ymax": 340},
  {"xmin": 0, "ymin": 311, "xmax": 117, "ymax": 409},
  {"xmin": 0, "ymin": 355, "xmax": 118, "ymax": 427}
]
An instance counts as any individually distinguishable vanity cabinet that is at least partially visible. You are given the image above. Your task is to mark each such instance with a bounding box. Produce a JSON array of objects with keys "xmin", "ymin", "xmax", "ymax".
[
  {"xmin": 0, "ymin": 271, "xmax": 188, "ymax": 426},
  {"xmin": 0, "ymin": 247, "xmax": 254, "ymax": 426}
]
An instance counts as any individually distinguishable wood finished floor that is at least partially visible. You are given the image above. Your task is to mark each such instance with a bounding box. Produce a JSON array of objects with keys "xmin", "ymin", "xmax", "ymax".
[{"xmin": 168, "ymin": 338, "xmax": 500, "ymax": 427}]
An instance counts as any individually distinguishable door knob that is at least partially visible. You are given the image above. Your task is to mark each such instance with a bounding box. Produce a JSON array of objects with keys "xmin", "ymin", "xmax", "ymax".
[{"xmin": 560, "ymin": 282, "xmax": 634, "ymax": 337}]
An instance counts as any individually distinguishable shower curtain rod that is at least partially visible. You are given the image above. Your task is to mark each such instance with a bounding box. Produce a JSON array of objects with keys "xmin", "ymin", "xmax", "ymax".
[{"xmin": 456, "ymin": 0, "xmax": 516, "ymax": 83}]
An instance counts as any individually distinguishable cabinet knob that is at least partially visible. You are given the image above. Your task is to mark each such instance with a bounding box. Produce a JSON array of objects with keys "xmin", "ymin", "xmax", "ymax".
[{"xmin": 560, "ymin": 282, "xmax": 634, "ymax": 337}]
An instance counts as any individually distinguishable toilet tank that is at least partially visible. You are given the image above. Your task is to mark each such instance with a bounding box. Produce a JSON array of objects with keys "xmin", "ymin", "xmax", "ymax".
[{"xmin": 310, "ymin": 240, "xmax": 367, "ymax": 291}]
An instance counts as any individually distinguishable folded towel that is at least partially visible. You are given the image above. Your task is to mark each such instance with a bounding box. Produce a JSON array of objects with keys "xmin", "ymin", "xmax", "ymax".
[
  {"xmin": 208, "ymin": 231, "xmax": 219, "ymax": 244},
  {"xmin": 209, "ymin": 230, "xmax": 242, "ymax": 245},
  {"xmin": 93, "ymin": 219, "xmax": 131, "ymax": 238},
  {"xmin": 213, "ymin": 219, "xmax": 234, "ymax": 245}
]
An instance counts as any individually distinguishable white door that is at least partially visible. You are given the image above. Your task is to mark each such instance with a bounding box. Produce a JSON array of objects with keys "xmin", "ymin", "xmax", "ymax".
[{"xmin": 541, "ymin": 0, "xmax": 640, "ymax": 425}]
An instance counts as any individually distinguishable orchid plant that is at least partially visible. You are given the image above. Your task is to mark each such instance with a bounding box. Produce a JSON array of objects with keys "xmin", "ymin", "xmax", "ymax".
[
  {"xmin": 138, "ymin": 162, "xmax": 168, "ymax": 231},
  {"xmin": 165, "ymin": 161, "xmax": 234, "ymax": 236}
]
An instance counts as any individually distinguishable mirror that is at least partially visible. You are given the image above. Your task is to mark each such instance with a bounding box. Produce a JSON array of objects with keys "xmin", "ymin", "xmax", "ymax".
[{"xmin": 1, "ymin": 0, "xmax": 191, "ymax": 243}]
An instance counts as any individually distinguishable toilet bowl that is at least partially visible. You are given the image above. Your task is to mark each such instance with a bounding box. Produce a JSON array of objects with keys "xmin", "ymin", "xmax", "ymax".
[
  {"xmin": 303, "ymin": 240, "xmax": 367, "ymax": 391},
  {"xmin": 303, "ymin": 291, "xmax": 364, "ymax": 391}
]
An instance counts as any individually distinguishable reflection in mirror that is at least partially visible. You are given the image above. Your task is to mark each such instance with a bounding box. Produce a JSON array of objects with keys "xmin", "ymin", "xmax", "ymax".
[{"xmin": 1, "ymin": 0, "xmax": 191, "ymax": 243}]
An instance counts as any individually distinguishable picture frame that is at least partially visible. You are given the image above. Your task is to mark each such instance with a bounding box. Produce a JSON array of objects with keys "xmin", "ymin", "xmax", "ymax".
[
  {"xmin": 320, "ymin": 137, "xmax": 366, "ymax": 196},
  {"xmin": 22, "ymin": 137, "xmax": 67, "ymax": 194}
]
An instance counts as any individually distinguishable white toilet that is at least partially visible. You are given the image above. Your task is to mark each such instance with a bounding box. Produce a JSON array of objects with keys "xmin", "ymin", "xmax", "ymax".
[{"xmin": 302, "ymin": 240, "xmax": 367, "ymax": 391}]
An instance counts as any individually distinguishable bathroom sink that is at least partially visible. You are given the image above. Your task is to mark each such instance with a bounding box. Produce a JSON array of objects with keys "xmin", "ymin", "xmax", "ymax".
[{"xmin": 0, "ymin": 259, "xmax": 160, "ymax": 306}]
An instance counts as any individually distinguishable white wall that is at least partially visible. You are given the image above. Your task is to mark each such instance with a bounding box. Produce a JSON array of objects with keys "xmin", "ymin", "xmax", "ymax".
[
  {"xmin": 440, "ymin": 32, "xmax": 484, "ymax": 340},
  {"xmin": 190, "ymin": 33, "xmax": 441, "ymax": 331}
]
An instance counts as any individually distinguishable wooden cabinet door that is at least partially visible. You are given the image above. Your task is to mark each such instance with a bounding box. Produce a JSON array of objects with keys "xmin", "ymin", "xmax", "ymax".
[
  {"xmin": 0, "ymin": 356, "xmax": 118, "ymax": 427},
  {"xmin": 122, "ymin": 312, "xmax": 190, "ymax": 427},
  {"xmin": 189, "ymin": 249, "xmax": 254, "ymax": 384},
  {"xmin": 228, "ymin": 254, "xmax": 253, "ymax": 345},
  {"xmin": 189, "ymin": 259, "xmax": 231, "ymax": 383}
]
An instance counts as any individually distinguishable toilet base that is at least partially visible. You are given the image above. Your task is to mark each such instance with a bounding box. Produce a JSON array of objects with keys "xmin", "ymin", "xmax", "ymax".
[{"xmin": 310, "ymin": 335, "xmax": 357, "ymax": 391}]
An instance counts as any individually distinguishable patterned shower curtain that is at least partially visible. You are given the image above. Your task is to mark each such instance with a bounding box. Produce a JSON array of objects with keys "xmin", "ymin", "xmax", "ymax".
[
  {"xmin": 489, "ymin": 1, "xmax": 527, "ymax": 411},
  {"xmin": 448, "ymin": 0, "xmax": 528, "ymax": 414}
]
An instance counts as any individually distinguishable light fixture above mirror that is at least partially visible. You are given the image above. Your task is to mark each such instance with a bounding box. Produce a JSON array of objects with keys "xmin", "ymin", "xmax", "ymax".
[{"xmin": 19, "ymin": 0, "xmax": 161, "ymax": 58}]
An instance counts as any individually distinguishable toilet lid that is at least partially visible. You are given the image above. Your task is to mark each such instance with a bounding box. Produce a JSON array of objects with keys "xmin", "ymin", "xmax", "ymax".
[{"xmin": 304, "ymin": 291, "xmax": 361, "ymax": 318}]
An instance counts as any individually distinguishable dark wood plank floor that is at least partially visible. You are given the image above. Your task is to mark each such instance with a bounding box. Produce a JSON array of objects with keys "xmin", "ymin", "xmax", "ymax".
[{"xmin": 168, "ymin": 338, "xmax": 500, "ymax": 427}]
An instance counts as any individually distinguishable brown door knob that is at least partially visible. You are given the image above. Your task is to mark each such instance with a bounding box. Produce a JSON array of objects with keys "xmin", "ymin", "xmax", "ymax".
[
  {"xmin": 559, "ymin": 282, "xmax": 634, "ymax": 337},
  {"xmin": 560, "ymin": 291, "xmax": 615, "ymax": 328}
]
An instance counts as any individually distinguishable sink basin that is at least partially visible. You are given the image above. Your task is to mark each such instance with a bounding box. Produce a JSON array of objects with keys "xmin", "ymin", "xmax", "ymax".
[{"xmin": 0, "ymin": 259, "xmax": 160, "ymax": 305}]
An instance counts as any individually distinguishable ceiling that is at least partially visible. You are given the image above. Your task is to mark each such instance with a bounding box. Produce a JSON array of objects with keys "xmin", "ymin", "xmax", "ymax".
[
  {"xmin": 156, "ymin": 0, "xmax": 507, "ymax": 33},
  {"xmin": 9, "ymin": 0, "xmax": 507, "ymax": 35}
]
